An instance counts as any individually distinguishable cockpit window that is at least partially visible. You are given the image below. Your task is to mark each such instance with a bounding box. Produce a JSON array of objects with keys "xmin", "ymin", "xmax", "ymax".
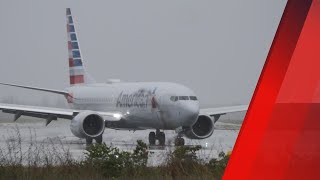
[
  {"xmin": 171, "ymin": 96, "xmax": 196, "ymax": 101},
  {"xmin": 170, "ymin": 96, "xmax": 178, "ymax": 102},
  {"xmin": 179, "ymin": 96, "xmax": 189, "ymax": 100},
  {"xmin": 190, "ymin": 96, "xmax": 198, "ymax": 100}
]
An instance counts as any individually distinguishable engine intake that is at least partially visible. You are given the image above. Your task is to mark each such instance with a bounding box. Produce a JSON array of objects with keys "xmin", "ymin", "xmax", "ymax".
[
  {"xmin": 184, "ymin": 115, "xmax": 214, "ymax": 139},
  {"xmin": 70, "ymin": 111, "xmax": 105, "ymax": 139}
]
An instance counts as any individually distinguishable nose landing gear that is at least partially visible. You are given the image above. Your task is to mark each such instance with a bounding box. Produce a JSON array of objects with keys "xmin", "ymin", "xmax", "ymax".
[{"xmin": 149, "ymin": 129, "xmax": 166, "ymax": 146}]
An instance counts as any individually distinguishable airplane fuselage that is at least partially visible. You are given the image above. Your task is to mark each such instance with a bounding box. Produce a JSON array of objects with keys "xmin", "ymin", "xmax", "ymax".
[{"xmin": 66, "ymin": 82, "xmax": 200, "ymax": 130}]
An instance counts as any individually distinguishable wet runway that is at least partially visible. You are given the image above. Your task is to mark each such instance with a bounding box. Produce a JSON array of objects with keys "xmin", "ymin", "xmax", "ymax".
[{"xmin": 0, "ymin": 114, "xmax": 242, "ymax": 166}]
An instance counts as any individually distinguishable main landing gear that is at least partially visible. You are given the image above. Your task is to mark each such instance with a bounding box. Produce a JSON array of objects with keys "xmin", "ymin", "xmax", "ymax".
[
  {"xmin": 148, "ymin": 129, "xmax": 185, "ymax": 146},
  {"xmin": 86, "ymin": 135, "xmax": 103, "ymax": 146},
  {"xmin": 174, "ymin": 136, "xmax": 185, "ymax": 146},
  {"xmin": 149, "ymin": 129, "xmax": 165, "ymax": 146}
]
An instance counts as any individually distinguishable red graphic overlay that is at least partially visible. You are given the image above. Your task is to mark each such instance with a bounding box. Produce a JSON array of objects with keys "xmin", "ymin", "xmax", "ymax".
[{"xmin": 224, "ymin": 0, "xmax": 314, "ymax": 179}]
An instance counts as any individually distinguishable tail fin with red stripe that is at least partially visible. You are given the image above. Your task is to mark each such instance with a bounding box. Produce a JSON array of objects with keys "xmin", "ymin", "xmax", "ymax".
[{"xmin": 66, "ymin": 8, "xmax": 95, "ymax": 86}]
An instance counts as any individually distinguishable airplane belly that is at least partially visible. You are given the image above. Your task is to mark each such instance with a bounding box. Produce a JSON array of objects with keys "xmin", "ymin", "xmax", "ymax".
[
  {"xmin": 127, "ymin": 109, "xmax": 162, "ymax": 128},
  {"xmin": 116, "ymin": 108, "xmax": 180, "ymax": 130}
]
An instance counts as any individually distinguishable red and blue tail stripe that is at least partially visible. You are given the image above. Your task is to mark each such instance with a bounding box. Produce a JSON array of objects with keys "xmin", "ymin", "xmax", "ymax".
[{"xmin": 66, "ymin": 8, "xmax": 85, "ymax": 85}]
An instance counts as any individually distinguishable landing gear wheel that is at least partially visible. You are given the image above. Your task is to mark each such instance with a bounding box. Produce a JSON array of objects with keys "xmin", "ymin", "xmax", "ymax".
[
  {"xmin": 158, "ymin": 132, "xmax": 165, "ymax": 146},
  {"xmin": 175, "ymin": 137, "xmax": 185, "ymax": 146},
  {"xmin": 86, "ymin": 138, "xmax": 93, "ymax": 146},
  {"xmin": 149, "ymin": 132, "xmax": 156, "ymax": 145},
  {"xmin": 96, "ymin": 135, "xmax": 103, "ymax": 144}
]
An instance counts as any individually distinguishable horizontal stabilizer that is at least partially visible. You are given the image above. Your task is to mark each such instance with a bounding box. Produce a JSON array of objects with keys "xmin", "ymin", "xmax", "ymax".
[{"xmin": 0, "ymin": 82, "xmax": 69, "ymax": 96}]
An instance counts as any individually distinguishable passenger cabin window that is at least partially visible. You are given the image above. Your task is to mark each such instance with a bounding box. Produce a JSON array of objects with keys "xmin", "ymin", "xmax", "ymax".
[
  {"xmin": 190, "ymin": 96, "xmax": 198, "ymax": 100},
  {"xmin": 170, "ymin": 96, "xmax": 178, "ymax": 102},
  {"xmin": 179, "ymin": 96, "xmax": 189, "ymax": 100}
]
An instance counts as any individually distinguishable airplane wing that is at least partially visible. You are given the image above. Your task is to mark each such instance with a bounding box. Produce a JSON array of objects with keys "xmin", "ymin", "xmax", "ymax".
[
  {"xmin": 0, "ymin": 103, "xmax": 122, "ymax": 126},
  {"xmin": 200, "ymin": 105, "xmax": 248, "ymax": 123}
]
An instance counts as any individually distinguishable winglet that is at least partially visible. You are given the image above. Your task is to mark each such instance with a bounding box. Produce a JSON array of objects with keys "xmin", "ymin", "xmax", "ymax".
[{"xmin": 0, "ymin": 82, "xmax": 69, "ymax": 96}]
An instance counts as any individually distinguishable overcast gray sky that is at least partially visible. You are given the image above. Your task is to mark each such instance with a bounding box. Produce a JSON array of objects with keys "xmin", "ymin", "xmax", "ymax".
[{"xmin": 0, "ymin": 0, "xmax": 286, "ymax": 108}]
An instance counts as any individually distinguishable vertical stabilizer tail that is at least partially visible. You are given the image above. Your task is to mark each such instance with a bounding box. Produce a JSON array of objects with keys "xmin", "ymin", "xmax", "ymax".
[{"xmin": 66, "ymin": 8, "xmax": 95, "ymax": 86}]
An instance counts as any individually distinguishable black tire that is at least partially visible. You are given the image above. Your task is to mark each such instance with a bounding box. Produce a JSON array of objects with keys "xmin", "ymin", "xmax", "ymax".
[
  {"xmin": 86, "ymin": 138, "xmax": 93, "ymax": 146},
  {"xmin": 96, "ymin": 135, "xmax": 103, "ymax": 144},
  {"xmin": 174, "ymin": 137, "xmax": 185, "ymax": 146},
  {"xmin": 149, "ymin": 132, "xmax": 156, "ymax": 145},
  {"xmin": 174, "ymin": 138, "xmax": 179, "ymax": 146},
  {"xmin": 179, "ymin": 138, "xmax": 185, "ymax": 146},
  {"xmin": 158, "ymin": 132, "xmax": 165, "ymax": 146}
]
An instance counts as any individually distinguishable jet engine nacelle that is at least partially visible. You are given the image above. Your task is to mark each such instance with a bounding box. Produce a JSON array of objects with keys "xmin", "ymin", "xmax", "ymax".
[
  {"xmin": 184, "ymin": 115, "xmax": 214, "ymax": 139},
  {"xmin": 70, "ymin": 111, "xmax": 105, "ymax": 139}
]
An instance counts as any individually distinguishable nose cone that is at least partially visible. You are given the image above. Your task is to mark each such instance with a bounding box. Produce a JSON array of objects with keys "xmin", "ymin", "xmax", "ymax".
[{"xmin": 181, "ymin": 102, "xmax": 200, "ymax": 126}]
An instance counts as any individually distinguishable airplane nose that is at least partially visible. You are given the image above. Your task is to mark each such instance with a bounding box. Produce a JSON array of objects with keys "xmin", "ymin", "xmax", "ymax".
[{"xmin": 181, "ymin": 103, "xmax": 200, "ymax": 126}]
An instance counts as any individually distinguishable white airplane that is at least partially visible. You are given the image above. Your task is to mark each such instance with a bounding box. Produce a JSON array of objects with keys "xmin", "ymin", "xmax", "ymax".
[{"xmin": 0, "ymin": 8, "xmax": 247, "ymax": 146}]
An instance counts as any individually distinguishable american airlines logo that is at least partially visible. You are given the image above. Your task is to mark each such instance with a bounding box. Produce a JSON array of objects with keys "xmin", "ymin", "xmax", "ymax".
[{"xmin": 116, "ymin": 88, "xmax": 157, "ymax": 108}]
